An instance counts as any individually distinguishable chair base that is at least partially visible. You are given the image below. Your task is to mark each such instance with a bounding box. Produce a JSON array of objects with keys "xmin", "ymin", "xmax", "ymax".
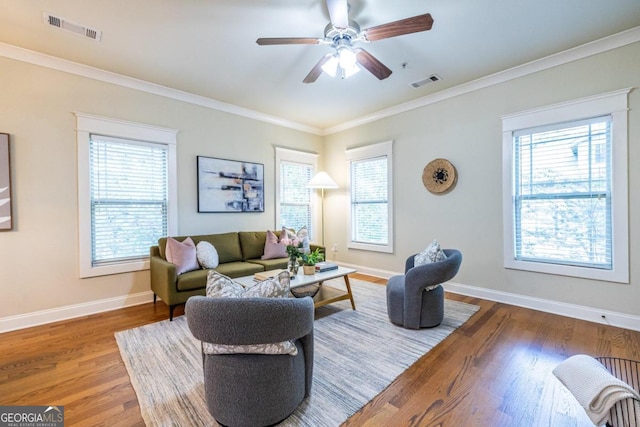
[
  {"xmin": 387, "ymin": 277, "xmax": 444, "ymax": 329},
  {"xmin": 204, "ymin": 346, "xmax": 307, "ymax": 427}
]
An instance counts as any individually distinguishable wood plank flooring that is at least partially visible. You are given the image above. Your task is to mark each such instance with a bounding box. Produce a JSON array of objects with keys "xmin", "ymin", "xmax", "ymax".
[{"xmin": 1, "ymin": 274, "xmax": 639, "ymax": 426}]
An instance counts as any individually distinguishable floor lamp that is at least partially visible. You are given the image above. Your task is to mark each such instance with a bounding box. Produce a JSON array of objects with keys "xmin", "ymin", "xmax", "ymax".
[{"xmin": 307, "ymin": 171, "xmax": 338, "ymax": 247}]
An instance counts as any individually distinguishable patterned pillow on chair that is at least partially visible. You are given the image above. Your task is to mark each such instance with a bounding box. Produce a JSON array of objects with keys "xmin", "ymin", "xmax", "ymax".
[
  {"xmin": 202, "ymin": 270, "xmax": 297, "ymax": 355},
  {"xmin": 414, "ymin": 239, "xmax": 447, "ymax": 266}
]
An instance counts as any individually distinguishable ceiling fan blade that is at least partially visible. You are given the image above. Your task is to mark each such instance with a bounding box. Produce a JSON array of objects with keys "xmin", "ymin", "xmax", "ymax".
[
  {"xmin": 363, "ymin": 13, "xmax": 434, "ymax": 42},
  {"xmin": 326, "ymin": 0, "xmax": 349, "ymax": 29},
  {"xmin": 256, "ymin": 37, "xmax": 321, "ymax": 46},
  {"xmin": 303, "ymin": 54, "xmax": 332, "ymax": 84},
  {"xmin": 355, "ymin": 49, "xmax": 392, "ymax": 80}
]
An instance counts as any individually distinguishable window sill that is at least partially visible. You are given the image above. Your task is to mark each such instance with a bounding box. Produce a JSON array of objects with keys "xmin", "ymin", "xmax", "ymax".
[{"xmin": 80, "ymin": 259, "xmax": 150, "ymax": 278}]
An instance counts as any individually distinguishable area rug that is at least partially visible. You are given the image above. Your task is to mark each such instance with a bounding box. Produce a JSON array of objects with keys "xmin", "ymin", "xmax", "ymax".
[{"xmin": 115, "ymin": 279, "xmax": 479, "ymax": 426}]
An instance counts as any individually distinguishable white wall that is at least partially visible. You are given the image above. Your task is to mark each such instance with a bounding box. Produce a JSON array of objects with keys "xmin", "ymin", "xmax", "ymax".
[
  {"xmin": 323, "ymin": 42, "xmax": 640, "ymax": 318},
  {"xmin": 0, "ymin": 56, "xmax": 321, "ymax": 321}
]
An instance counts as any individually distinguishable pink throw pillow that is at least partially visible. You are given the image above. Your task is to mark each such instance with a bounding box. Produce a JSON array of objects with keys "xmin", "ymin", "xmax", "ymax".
[
  {"xmin": 165, "ymin": 237, "xmax": 199, "ymax": 275},
  {"xmin": 261, "ymin": 230, "xmax": 288, "ymax": 260}
]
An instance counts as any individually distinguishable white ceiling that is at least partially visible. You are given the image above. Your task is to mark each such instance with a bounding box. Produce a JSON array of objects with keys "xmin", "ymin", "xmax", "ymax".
[{"xmin": 1, "ymin": 0, "xmax": 639, "ymax": 131}]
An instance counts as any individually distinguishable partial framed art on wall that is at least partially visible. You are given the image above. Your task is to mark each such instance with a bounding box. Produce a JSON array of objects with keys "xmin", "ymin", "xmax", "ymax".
[
  {"xmin": 0, "ymin": 133, "xmax": 12, "ymax": 230},
  {"xmin": 197, "ymin": 156, "xmax": 264, "ymax": 213}
]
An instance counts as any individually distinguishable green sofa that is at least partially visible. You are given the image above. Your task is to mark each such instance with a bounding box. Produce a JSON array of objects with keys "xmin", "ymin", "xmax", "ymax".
[{"xmin": 150, "ymin": 230, "xmax": 323, "ymax": 320}]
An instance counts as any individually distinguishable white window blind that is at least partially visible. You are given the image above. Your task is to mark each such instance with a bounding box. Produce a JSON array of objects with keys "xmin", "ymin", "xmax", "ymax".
[
  {"xmin": 351, "ymin": 156, "xmax": 388, "ymax": 245},
  {"xmin": 279, "ymin": 160, "xmax": 313, "ymax": 236},
  {"xmin": 502, "ymin": 88, "xmax": 629, "ymax": 283},
  {"xmin": 90, "ymin": 134, "xmax": 168, "ymax": 266},
  {"xmin": 346, "ymin": 140, "xmax": 393, "ymax": 253},
  {"xmin": 513, "ymin": 117, "xmax": 612, "ymax": 269}
]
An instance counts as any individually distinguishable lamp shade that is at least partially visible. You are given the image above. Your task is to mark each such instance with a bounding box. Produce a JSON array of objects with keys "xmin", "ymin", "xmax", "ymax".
[{"xmin": 307, "ymin": 171, "xmax": 338, "ymax": 189}]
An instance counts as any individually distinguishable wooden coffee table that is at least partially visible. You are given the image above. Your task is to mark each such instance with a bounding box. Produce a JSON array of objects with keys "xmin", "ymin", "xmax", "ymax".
[{"xmin": 235, "ymin": 266, "xmax": 357, "ymax": 310}]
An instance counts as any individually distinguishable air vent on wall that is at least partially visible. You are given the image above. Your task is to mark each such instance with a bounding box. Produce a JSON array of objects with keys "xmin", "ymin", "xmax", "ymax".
[
  {"xmin": 42, "ymin": 12, "xmax": 102, "ymax": 41},
  {"xmin": 410, "ymin": 74, "xmax": 441, "ymax": 88}
]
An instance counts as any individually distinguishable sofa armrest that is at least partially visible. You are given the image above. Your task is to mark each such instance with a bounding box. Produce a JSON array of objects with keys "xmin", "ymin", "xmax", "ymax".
[{"xmin": 150, "ymin": 252, "xmax": 178, "ymax": 304}]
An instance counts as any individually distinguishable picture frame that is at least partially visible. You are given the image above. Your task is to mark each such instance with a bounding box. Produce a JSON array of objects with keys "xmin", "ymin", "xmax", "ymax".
[
  {"xmin": 0, "ymin": 133, "xmax": 12, "ymax": 230},
  {"xmin": 197, "ymin": 156, "xmax": 264, "ymax": 213}
]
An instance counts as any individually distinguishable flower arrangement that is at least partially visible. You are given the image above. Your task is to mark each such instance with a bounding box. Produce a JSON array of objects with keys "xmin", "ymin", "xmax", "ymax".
[{"xmin": 280, "ymin": 237, "xmax": 302, "ymax": 259}]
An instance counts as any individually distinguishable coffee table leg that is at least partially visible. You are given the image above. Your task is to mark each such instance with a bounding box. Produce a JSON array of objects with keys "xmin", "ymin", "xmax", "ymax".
[{"xmin": 343, "ymin": 275, "xmax": 356, "ymax": 310}]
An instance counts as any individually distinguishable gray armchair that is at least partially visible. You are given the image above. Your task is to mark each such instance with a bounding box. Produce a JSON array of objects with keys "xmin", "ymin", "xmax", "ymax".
[
  {"xmin": 186, "ymin": 296, "xmax": 314, "ymax": 427},
  {"xmin": 386, "ymin": 249, "xmax": 462, "ymax": 329}
]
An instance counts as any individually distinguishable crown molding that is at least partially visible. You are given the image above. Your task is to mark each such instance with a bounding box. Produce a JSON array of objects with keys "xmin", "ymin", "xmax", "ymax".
[
  {"xmin": 1, "ymin": 25, "xmax": 639, "ymax": 137},
  {"xmin": 0, "ymin": 42, "xmax": 323, "ymax": 136},
  {"xmin": 322, "ymin": 26, "xmax": 640, "ymax": 135}
]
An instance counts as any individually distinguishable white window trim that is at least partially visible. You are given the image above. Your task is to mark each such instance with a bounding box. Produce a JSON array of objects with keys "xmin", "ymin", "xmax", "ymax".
[
  {"xmin": 346, "ymin": 140, "xmax": 394, "ymax": 253},
  {"xmin": 75, "ymin": 112, "xmax": 178, "ymax": 278},
  {"xmin": 501, "ymin": 88, "xmax": 631, "ymax": 283},
  {"xmin": 274, "ymin": 147, "xmax": 319, "ymax": 238}
]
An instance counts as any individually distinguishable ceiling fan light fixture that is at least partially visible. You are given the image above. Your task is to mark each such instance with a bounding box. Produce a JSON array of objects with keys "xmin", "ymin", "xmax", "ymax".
[
  {"xmin": 337, "ymin": 45, "xmax": 357, "ymax": 69},
  {"xmin": 341, "ymin": 62, "xmax": 360, "ymax": 78},
  {"xmin": 321, "ymin": 55, "xmax": 339, "ymax": 77}
]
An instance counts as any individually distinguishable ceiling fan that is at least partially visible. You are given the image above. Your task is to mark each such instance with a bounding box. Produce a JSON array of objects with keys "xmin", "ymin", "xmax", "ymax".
[{"xmin": 256, "ymin": 0, "xmax": 434, "ymax": 83}]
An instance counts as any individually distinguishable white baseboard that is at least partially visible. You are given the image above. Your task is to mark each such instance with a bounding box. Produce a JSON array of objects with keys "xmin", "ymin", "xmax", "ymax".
[
  {"xmin": 336, "ymin": 261, "xmax": 400, "ymax": 280},
  {"xmin": 443, "ymin": 282, "xmax": 640, "ymax": 332},
  {"xmin": 0, "ymin": 291, "xmax": 154, "ymax": 333},
  {"xmin": 338, "ymin": 261, "xmax": 640, "ymax": 332},
  {"xmin": 4, "ymin": 264, "xmax": 639, "ymax": 333}
]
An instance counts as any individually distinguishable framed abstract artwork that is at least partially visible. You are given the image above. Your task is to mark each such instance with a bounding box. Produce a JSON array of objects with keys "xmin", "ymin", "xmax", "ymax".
[
  {"xmin": 0, "ymin": 133, "xmax": 12, "ymax": 230},
  {"xmin": 197, "ymin": 156, "xmax": 264, "ymax": 213}
]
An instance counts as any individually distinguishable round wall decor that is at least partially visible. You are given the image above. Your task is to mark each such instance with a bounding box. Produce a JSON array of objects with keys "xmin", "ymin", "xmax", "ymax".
[{"xmin": 422, "ymin": 158, "xmax": 457, "ymax": 194}]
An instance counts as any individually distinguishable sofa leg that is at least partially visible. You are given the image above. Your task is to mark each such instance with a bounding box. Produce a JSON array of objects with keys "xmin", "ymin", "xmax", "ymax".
[
  {"xmin": 169, "ymin": 304, "xmax": 177, "ymax": 321},
  {"xmin": 153, "ymin": 293, "xmax": 157, "ymax": 304}
]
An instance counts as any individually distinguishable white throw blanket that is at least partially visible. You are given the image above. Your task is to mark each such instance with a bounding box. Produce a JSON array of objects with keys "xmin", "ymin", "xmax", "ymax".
[{"xmin": 553, "ymin": 354, "xmax": 640, "ymax": 426}]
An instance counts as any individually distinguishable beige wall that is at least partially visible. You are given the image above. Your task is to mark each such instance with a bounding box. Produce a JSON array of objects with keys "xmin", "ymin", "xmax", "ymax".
[
  {"xmin": 0, "ymin": 56, "xmax": 321, "ymax": 318},
  {"xmin": 1, "ymin": 41, "xmax": 638, "ymax": 325},
  {"xmin": 323, "ymin": 42, "xmax": 640, "ymax": 317}
]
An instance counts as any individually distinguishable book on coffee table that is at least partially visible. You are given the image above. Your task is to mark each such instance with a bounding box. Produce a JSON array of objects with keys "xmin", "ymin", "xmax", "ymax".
[
  {"xmin": 254, "ymin": 269, "xmax": 287, "ymax": 281},
  {"xmin": 315, "ymin": 262, "xmax": 338, "ymax": 272}
]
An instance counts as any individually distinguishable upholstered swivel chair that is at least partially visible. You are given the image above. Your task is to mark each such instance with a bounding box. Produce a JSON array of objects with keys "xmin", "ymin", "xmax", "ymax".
[
  {"xmin": 186, "ymin": 296, "xmax": 314, "ymax": 427},
  {"xmin": 386, "ymin": 249, "xmax": 462, "ymax": 329}
]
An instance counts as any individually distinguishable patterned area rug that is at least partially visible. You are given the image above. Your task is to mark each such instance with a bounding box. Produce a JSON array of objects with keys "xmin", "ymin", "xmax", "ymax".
[{"xmin": 115, "ymin": 279, "xmax": 479, "ymax": 426}]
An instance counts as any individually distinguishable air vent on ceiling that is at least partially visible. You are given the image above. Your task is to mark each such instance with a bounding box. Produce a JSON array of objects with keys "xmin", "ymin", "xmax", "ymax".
[
  {"xmin": 410, "ymin": 74, "xmax": 441, "ymax": 88},
  {"xmin": 42, "ymin": 12, "xmax": 102, "ymax": 41}
]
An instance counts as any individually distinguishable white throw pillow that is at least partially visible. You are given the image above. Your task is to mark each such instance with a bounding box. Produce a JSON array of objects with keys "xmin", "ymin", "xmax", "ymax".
[
  {"xmin": 414, "ymin": 239, "xmax": 447, "ymax": 266},
  {"xmin": 203, "ymin": 271, "xmax": 297, "ymax": 355},
  {"xmin": 196, "ymin": 241, "xmax": 219, "ymax": 269}
]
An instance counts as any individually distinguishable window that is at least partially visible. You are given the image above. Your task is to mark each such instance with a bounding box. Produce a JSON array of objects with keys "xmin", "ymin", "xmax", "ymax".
[
  {"xmin": 275, "ymin": 147, "xmax": 318, "ymax": 238},
  {"xmin": 502, "ymin": 89, "xmax": 629, "ymax": 282},
  {"xmin": 76, "ymin": 113, "xmax": 178, "ymax": 278},
  {"xmin": 346, "ymin": 141, "xmax": 393, "ymax": 253}
]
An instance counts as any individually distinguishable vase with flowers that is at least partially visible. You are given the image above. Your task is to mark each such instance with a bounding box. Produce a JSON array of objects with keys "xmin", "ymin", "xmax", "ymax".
[{"xmin": 281, "ymin": 236, "xmax": 302, "ymax": 276}]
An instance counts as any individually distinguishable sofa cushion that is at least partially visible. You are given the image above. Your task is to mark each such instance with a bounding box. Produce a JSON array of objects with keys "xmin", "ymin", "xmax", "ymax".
[
  {"xmin": 238, "ymin": 231, "xmax": 267, "ymax": 260},
  {"xmin": 246, "ymin": 258, "xmax": 289, "ymax": 271},
  {"xmin": 196, "ymin": 241, "xmax": 219, "ymax": 269},
  {"xmin": 261, "ymin": 230, "xmax": 288, "ymax": 260},
  {"xmin": 203, "ymin": 271, "xmax": 297, "ymax": 355},
  {"xmin": 176, "ymin": 268, "xmax": 210, "ymax": 292},
  {"xmin": 165, "ymin": 237, "xmax": 199, "ymax": 275},
  {"xmin": 192, "ymin": 232, "xmax": 243, "ymax": 264},
  {"xmin": 214, "ymin": 261, "xmax": 264, "ymax": 279}
]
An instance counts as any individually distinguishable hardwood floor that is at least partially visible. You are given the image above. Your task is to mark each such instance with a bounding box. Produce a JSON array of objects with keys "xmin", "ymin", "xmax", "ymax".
[{"xmin": 1, "ymin": 274, "xmax": 639, "ymax": 426}]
